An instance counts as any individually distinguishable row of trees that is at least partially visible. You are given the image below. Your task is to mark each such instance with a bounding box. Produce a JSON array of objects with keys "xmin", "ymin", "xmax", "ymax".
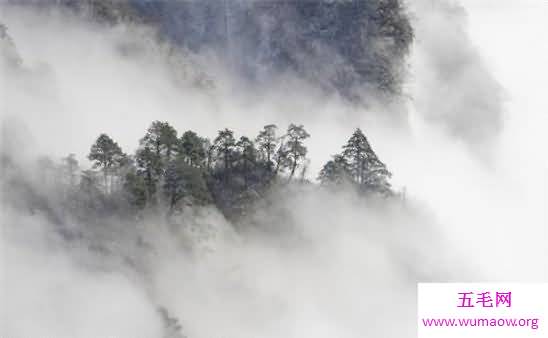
[
  {"xmin": 61, "ymin": 121, "xmax": 391, "ymax": 217},
  {"xmin": 85, "ymin": 121, "xmax": 313, "ymax": 214}
]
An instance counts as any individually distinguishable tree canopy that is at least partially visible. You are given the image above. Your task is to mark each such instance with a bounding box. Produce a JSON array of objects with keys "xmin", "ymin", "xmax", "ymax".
[{"xmin": 57, "ymin": 123, "xmax": 392, "ymax": 219}]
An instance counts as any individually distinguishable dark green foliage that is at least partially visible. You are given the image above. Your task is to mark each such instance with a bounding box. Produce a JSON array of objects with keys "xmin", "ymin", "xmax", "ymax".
[
  {"xmin": 203, "ymin": 138, "xmax": 215, "ymax": 172},
  {"xmin": 360, "ymin": 143, "xmax": 393, "ymax": 195},
  {"xmin": 281, "ymin": 124, "xmax": 310, "ymax": 179},
  {"xmin": 164, "ymin": 159, "xmax": 187, "ymax": 210},
  {"xmin": 213, "ymin": 128, "xmax": 236, "ymax": 174},
  {"xmin": 164, "ymin": 157, "xmax": 211, "ymax": 211},
  {"xmin": 123, "ymin": 170, "xmax": 147, "ymax": 209},
  {"xmin": 236, "ymin": 136, "xmax": 256, "ymax": 188},
  {"xmin": 130, "ymin": 121, "xmax": 179, "ymax": 206},
  {"xmin": 135, "ymin": 145, "xmax": 161, "ymax": 203},
  {"xmin": 141, "ymin": 121, "xmax": 178, "ymax": 164},
  {"xmin": 88, "ymin": 134, "xmax": 125, "ymax": 171},
  {"xmin": 321, "ymin": 128, "xmax": 392, "ymax": 195},
  {"xmin": 342, "ymin": 128, "xmax": 370, "ymax": 185},
  {"xmin": 126, "ymin": 123, "xmax": 213, "ymax": 211},
  {"xmin": 318, "ymin": 154, "xmax": 351, "ymax": 186},
  {"xmin": 178, "ymin": 130, "xmax": 207, "ymax": 167},
  {"xmin": 255, "ymin": 124, "xmax": 278, "ymax": 173},
  {"xmin": 24, "ymin": 122, "xmax": 392, "ymax": 221},
  {"xmin": 203, "ymin": 125, "xmax": 309, "ymax": 219}
]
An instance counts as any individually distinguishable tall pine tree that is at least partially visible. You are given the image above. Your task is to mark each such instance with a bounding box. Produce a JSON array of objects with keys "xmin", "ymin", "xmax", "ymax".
[
  {"xmin": 336, "ymin": 128, "xmax": 392, "ymax": 194},
  {"xmin": 255, "ymin": 124, "xmax": 278, "ymax": 172},
  {"xmin": 88, "ymin": 133, "xmax": 125, "ymax": 194},
  {"xmin": 283, "ymin": 124, "xmax": 310, "ymax": 179}
]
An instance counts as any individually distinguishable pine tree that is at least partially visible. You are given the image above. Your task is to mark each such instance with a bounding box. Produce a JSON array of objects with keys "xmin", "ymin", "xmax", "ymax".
[
  {"xmin": 135, "ymin": 145, "xmax": 161, "ymax": 204},
  {"xmin": 283, "ymin": 124, "xmax": 310, "ymax": 179},
  {"xmin": 318, "ymin": 154, "xmax": 351, "ymax": 186},
  {"xmin": 204, "ymin": 138, "xmax": 215, "ymax": 172},
  {"xmin": 362, "ymin": 142, "xmax": 392, "ymax": 195},
  {"xmin": 341, "ymin": 128, "xmax": 392, "ymax": 194},
  {"xmin": 135, "ymin": 121, "xmax": 178, "ymax": 205},
  {"xmin": 342, "ymin": 128, "xmax": 369, "ymax": 185},
  {"xmin": 255, "ymin": 124, "xmax": 278, "ymax": 172},
  {"xmin": 236, "ymin": 136, "xmax": 256, "ymax": 187},
  {"xmin": 213, "ymin": 128, "xmax": 236, "ymax": 173},
  {"xmin": 141, "ymin": 121, "xmax": 178, "ymax": 164},
  {"xmin": 88, "ymin": 133, "xmax": 125, "ymax": 194},
  {"xmin": 178, "ymin": 130, "xmax": 206, "ymax": 167},
  {"xmin": 123, "ymin": 169, "xmax": 147, "ymax": 209},
  {"xmin": 163, "ymin": 159, "xmax": 187, "ymax": 211}
]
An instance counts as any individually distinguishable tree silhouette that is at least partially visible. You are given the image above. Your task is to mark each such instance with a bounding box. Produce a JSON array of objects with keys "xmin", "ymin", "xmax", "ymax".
[
  {"xmin": 283, "ymin": 124, "xmax": 310, "ymax": 179},
  {"xmin": 88, "ymin": 133, "xmax": 125, "ymax": 194}
]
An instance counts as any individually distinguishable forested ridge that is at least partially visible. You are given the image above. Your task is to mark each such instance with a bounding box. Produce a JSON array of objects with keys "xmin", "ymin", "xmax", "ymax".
[
  {"xmin": 4, "ymin": 122, "xmax": 393, "ymax": 224},
  {"xmin": 15, "ymin": 0, "xmax": 413, "ymax": 103},
  {"xmin": 0, "ymin": 121, "xmax": 397, "ymax": 338}
]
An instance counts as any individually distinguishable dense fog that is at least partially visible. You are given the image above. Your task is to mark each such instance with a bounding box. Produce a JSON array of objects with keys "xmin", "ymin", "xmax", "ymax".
[{"xmin": 1, "ymin": 1, "xmax": 546, "ymax": 337}]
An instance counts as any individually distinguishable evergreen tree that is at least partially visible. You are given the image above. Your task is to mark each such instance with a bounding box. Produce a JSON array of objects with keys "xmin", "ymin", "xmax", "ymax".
[
  {"xmin": 283, "ymin": 124, "xmax": 310, "ymax": 179},
  {"xmin": 362, "ymin": 142, "xmax": 392, "ymax": 194},
  {"xmin": 124, "ymin": 169, "xmax": 147, "ymax": 209},
  {"xmin": 342, "ymin": 128, "xmax": 369, "ymax": 184},
  {"xmin": 163, "ymin": 157, "xmax": 210, "ymax": 211},
  {"xmin": 141, "ymin": 121, "xmax": 178, "ymax": 164},
  {"xmin": 213, "ymin": 128, "xmax": 236, "ymax": 173},
  {"xmin": 236, "ymin": 136, "xmax": 256, "ymax": 187},
  {"xmin": 178, "ymin": 130, "xmax": 206, "ymax": 167},
  {"xmin": 203, "ymin": 138, "xmax": 215, "ymax": 172},
  {"xmin": 273, "ymin": 139, "xmax": 289, "ymax": 175},
  {"xmin": 135, "ymin": 121, "xmax": 178, "ymax": 205},
  {"xmin": 318, "ymin": 154, "xmax": 351, "ymax": 186},
  {"xmin": 341, "ymin": 128, "xmax": 392, "ymax": 194},
  {"xmin": 255, "ymin": 124, "xmax": 278, "ymax": 172},
  {"xmin": 164, "ymin": 159, "xmax": 187, "ymax": 211},
  {"xmin": 135, "ymin": 145, "xmax": 161, "ymax": 204},
  {"xmin": 88, "ymin": 133, "xmax": 125, "ymax": 194}
]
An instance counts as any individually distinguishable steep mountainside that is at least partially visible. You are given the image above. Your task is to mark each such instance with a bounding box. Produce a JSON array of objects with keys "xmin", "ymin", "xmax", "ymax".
[
  {"xmin": 132, "ymin": 0, "xmax": 413, "ymax": 99},
  {"xmin": 23, "ymin": 0, "xmax": 413, "ymax": 103}
]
